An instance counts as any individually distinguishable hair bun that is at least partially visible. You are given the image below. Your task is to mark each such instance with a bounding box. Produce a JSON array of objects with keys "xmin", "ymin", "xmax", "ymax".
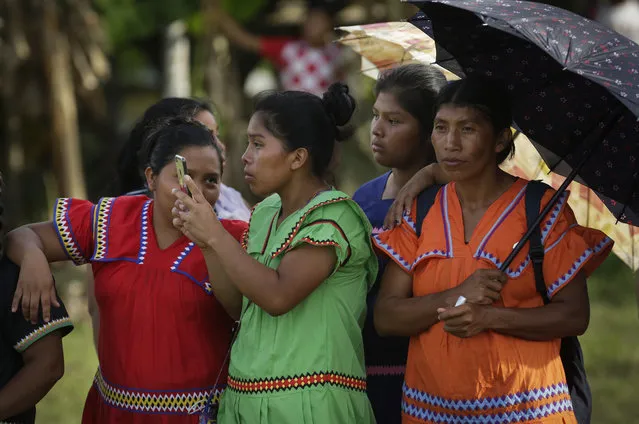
[{"xmin": 322, "ymin": 82, "xmax": 356, "ymax": 127}]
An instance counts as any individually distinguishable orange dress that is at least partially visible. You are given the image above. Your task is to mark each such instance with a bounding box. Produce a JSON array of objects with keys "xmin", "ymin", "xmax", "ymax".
[{"xmin": 373, "ymin": 179, "xmax": 613, "ymax": 424}]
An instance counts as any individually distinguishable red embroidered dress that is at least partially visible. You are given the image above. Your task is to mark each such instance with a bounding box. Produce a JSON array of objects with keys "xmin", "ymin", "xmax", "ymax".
[{"xmin": 54, "ymin": 195, "xmax": 246, "ymax": 423}]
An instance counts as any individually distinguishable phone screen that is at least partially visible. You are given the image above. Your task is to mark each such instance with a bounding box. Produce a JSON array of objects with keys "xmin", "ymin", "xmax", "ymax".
[{"xmin": 175, "ymin": 155, "xmax": 191, "ymax": 196}]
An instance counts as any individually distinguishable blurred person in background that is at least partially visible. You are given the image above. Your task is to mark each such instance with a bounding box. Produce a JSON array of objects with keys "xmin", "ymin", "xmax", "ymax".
[
  {"xmin": 211, "ymin": 0, "xmax": 347, "ymax": 96},
  {"xmin": 0, "ymin": 171, "xmax": 74, "ymax": 424},
  {"xmin": 352, "ymin": 63, "xmax": 448, "ymax": 424},
  {"xmin": 173, "ymin": 83, "xmax": 377, "ymax": 423},
  {"xmin": 5, "ymin": 118, "xmax": 247, "ymax": 423}
]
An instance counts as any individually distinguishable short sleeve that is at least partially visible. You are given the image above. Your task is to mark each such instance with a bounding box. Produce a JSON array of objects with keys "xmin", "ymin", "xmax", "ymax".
[
  {"xmin": 540, "ymin": 192, "xmax": 614, "ymax": 298},
  {"xmin": 288, "ymin": 220, "xmax": 351, "ymax": 270},
  {"xmin": 53, "ymin": 198, "xmax": 95, "ymax": 265},
  {"xmin": 259, "ymin": 36, "xmax": 291, "ymax": 67},
  {"xmin": 0, "ymin": 258, "xmax": 73, "ymax": 353},
  {"xmin": 372, "ymin": 203, "xmax": 419, "ymax": 273},
  {"xmin": 221, "ymin": 219, "xmax": 249, "ymax": 243},
  {"xmin": 8, "ymin": 294, "xmax": 74, "ymax": 353}
]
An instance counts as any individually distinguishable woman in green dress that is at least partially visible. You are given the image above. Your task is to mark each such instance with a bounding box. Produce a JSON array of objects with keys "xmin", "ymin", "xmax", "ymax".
[{"xmin": 172, "ymin": 83, "xmax": 378, "ymax": 423}]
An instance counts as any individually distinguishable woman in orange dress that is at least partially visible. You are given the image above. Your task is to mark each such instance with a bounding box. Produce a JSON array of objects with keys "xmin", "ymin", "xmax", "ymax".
[{"xmin": 373, "ymin": 76, "xmax": 613, "ymax": 423}]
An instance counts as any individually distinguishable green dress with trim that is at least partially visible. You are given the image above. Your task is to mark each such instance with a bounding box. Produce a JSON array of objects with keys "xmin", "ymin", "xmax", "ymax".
[{"xmin": 218, "ymin": 189, "xmax": 378, "ymax": 424}]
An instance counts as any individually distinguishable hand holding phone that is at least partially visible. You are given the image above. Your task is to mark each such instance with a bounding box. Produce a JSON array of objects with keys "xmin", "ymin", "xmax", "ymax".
[
  {"xmin": 175, "ymin": 155, "xmax": 191, "ymax": 196},
  {"xmin": 454, "ymin": 296, "xmax": 467, "ymax": 307}
]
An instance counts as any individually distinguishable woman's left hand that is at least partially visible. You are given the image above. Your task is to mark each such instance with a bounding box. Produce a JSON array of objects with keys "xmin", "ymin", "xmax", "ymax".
[
  {"xmin": 437, "ymin": 303, "xmax": 491, "ymax": 338},
  {"xmin": 172, "ymin": 175, "xmax": 222, "ymax": 248}
]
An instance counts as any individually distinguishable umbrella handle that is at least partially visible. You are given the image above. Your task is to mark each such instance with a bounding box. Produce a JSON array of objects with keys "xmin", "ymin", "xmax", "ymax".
[{"xmin": 500, "ymin": 105, "xmax": 625, "ymax": 271}]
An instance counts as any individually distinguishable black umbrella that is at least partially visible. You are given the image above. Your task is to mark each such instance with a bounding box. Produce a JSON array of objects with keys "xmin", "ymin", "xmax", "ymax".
[{"xmin": 408, "ymin": 0, "xmax": 639, "ymax": 265}]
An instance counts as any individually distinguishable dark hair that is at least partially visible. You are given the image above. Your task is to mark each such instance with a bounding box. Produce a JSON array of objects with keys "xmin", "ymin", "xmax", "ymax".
[
  {"xmin": 118, "ymin": 98, "xmax": 214, "ymax": 194},
  {"xmin": 435, "ymin": 76, "xmax": 515, "ymax": 164},
  {"xmin": 139, "ymin": 116, "xmax": 223, "ymax": 178},
  {"xmin": 253, "ymin": 82, "xmax": 356, "ymax": 177},
  {"xmin": 374, "ymin": 63, "xmax": 447, "ymax": 142}
]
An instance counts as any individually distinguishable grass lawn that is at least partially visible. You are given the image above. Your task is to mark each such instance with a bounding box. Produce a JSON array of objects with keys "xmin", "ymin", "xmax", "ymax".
[
  {"xmin": 581, "ymin": 255, "xmax": 639, "ymax": 423},
  {"xmin": 35, "ymin": 256, "xmax": 638, "ymax": 423}
]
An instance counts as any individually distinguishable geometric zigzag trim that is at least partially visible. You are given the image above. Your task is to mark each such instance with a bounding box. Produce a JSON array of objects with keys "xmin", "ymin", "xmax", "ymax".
[
  {"xmin": 402, "ymin": 398, "xmax": 574, "ymax": 423},
  {"xmin": 298, "ymin": 236, "xmax": 339, "ymax": 250},
  {"xmin": 473, "ymin": 184, "xmax": 527, "ymax": 258},
  {"xmin": 540, "ymin": 190, "xmax": 569, "ymax": 244},
  {"xmin": 270, "ymin": 197, "xmax": 349, "ymax": 258},
  {"xmin": 403, "ymin": 382, "xmax": 571, "ymax": 412},
  {"xmin": 546, "ymin": 235, "xmax": 613, "ymax": 298},
  {"xmin": 475, "ymin": 249, "xmax": 531, "ymax": 279},
  {"xmin": 227, "ymin": 371, "xmax": 367, "ymax": 395},
  {"xmin": 94, "ymin": 370, "xmax": 225, "ymax": 415},
  {"xmin": 92, "ymin": 197, "xmax": 115, "ymax": 261},
  {"xmin": 54, "ymin": 198, "xmax": 88, "ymax": 265},
  {"xmin": 372, "ymin": 234, "xmax": 413, "ymax": 271},
  {"xmin": 13, "ymin": 316, "xmax": 74, "ymax": 352},
  {"xmin": 137, "ymin": 199, "xmax": 152, "ymax": 264},
  {"xmin": 241, "ymin": 203, "xmax": 258, "ymax": 251}
]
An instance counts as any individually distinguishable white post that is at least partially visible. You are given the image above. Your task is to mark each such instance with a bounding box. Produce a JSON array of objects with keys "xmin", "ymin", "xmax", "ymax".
[{"xmin": 163, "ymin": 20, "xmax": 191, "ymax": 97}]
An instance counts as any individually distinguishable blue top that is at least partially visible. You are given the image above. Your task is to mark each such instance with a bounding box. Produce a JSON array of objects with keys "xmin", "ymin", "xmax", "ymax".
[{"xmin": 352, "ymin": 171, "xmax": 407, "ymax": 424}]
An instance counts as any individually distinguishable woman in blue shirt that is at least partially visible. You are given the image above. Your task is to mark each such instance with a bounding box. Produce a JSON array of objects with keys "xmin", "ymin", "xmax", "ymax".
[{"xmin": 352, "ymin": 63, "xmax": 447, "ymax": 423}]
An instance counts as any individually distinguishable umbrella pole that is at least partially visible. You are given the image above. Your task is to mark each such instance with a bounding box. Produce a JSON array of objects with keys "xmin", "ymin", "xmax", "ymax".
[{"xmin": 500, "ymin": 106, "xmax": 625, "ymax": 271}]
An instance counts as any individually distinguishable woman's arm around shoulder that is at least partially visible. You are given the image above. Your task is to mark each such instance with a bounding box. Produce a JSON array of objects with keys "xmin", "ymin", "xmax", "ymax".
[
  {"xmin": 384, "ymin": 163, "xmax": 450, "ymax": 229},
  {"xmin": 7, "ymin": 222, "xmax": 71, "ymax": 323}
]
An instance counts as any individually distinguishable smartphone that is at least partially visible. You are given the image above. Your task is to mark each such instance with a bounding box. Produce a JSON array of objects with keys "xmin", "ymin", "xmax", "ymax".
[
  {"xmin": 454, "ymin": 296, "xmax": 467, "ymax": 307},
  {"xmin": 175, "ymin": 155, "xmax": 191, "ymax": 196}
]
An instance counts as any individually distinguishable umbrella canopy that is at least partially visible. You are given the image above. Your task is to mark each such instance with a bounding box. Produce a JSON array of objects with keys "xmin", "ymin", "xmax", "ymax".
[
  {"xmin": 336, "ymin": 21, "xmax": 459, "ymax": 80},
  {"xmin": 337, "ymin": 16, "xmax": 639, "ymax": 269},
  {"xmin": 410, "ymin": 0, "xmax": 639, "ymax": 225}
]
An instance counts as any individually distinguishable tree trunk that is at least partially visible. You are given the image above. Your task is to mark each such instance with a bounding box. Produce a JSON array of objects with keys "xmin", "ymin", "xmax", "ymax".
[
  {"xmin": 201, "ymin": 0, "xmax": 253, "ymax": 200},
  {"xmin": 0, "ymin": 0, "xmax": 27, "ymax": 226},
  {"xmin": 0, "ymin": 58, "xmax": 25, "ymax": 228},
  {"xmin": 43, "ymin": 1, "xmax": 87, "ymax": 199},
  {"xmin": 163, "ymin": 20, "xmax": 191, "ymax": 98}
]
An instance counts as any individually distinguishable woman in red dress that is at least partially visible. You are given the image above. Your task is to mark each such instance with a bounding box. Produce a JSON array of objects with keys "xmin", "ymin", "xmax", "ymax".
[{"xmin": 6, "ymin": 117, "xmax": 247, "ymax": 423}]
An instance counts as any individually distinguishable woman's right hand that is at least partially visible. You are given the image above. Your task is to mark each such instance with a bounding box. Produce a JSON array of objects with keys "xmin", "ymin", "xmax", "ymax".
[
  {"xmin": 456, "ymin": 269, "xmax": 507, "ymax": 305},
  {"xmin": 11, "ymin": 249, "xmax": 58, "ymax": 323},
  {"xmin": 384, "ymin": 163, "xmax": 447, "ymax": 229},
  {"xmin": 172, "ymin": 176, "xmax": 224, "ymax": 248},
  {"xmin": 384, "ymin": 174, "xmax": 426, "ymax": 230}
]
